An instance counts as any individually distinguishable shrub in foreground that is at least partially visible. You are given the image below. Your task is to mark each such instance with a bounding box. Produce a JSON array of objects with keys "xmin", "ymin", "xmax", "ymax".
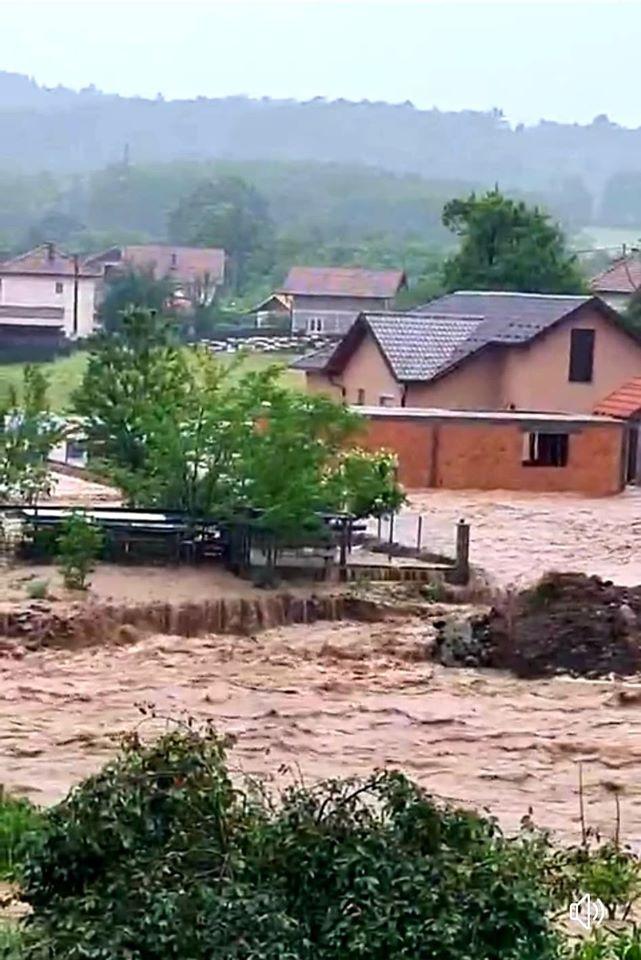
[{"xmin": 19, "ymin": 725, "xmax": 560, "ymax": 960}]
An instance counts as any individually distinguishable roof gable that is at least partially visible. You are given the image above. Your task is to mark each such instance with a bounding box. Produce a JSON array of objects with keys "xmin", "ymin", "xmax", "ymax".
[
  {"xmin": 84, "ymin": 244, "xmax": 226, "ymax": 283},
  {"xmin": 0, "ymin": 243, "xmax": 100, "ymax": 278},
  {"xmin": 281, "ymin": 266, "xmax": 406, "ymax": 299}
]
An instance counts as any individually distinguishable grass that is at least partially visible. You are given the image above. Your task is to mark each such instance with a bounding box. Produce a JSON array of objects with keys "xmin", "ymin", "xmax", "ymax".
[
  {"xmin": 0, "ymin": 921, "xmax": 23, "ymax": 959},
  {"xmin": 0, "ymin": 350, "xmax": 304, "ymax": 413}
]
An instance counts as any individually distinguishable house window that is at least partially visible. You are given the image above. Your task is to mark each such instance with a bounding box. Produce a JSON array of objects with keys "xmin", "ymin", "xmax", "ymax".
[
  {"xmin": 522, "ymin": 431, "xmax": 569, "ymax": 467},
  {"xmin": 55, "ymin": 281, "xmax": 64, "ymax": 294},
  {"xmin": 356, "ymin": 388, "xmax": 366, "ymax": 405},
  {"xmin": 308, "ymin": 317, "xmax": 324, "ymax": 334},
  {"xmin": 569, "ymin": 328, "xmax": 595, "ymax": 383}
]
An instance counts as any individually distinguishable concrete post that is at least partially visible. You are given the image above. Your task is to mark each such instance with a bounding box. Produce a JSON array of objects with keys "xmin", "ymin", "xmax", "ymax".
[{"xmin": 454, "ymin": 518, "xmax": 470, "ymax": 584}]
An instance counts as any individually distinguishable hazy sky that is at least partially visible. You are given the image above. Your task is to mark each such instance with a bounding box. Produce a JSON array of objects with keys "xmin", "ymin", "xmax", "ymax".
[{"xmin": 3, "ymin": 0, "xmax": 641, "ymax": 127}]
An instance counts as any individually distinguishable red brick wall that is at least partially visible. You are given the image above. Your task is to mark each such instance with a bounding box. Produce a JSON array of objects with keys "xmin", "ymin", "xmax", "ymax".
[{"xmin": 357, "ymin": 416, "xmax": 626, "ymax": 496}]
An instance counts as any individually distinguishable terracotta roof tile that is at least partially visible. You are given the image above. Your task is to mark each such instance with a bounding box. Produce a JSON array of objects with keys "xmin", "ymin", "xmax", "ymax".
[
  {"xmin": 0, "ymin": 244, "xmax": 100, "ymax": 278},
  {"xmin": 591, "ymin": 258, "xmax": 641, "ymax": 295},
  {"xmin": 281, "ymin": 266, "xmax": 405, "ymax": 299},
  {"xmin": 84, "ymin": 245, "xmax": 226, "ymax": 284},
  {"xmin": 594, "ymin": 377, "xmax": 641, "ymax": 418}
]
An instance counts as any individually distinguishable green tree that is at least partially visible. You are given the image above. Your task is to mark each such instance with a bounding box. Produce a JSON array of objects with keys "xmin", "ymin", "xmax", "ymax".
[
  {"xmin": 57, "ymin": 512, "xmax": 104, "ymax": 590},
  {"xmin": 73, "ymin": 310, "xmax": 402, "ymax": 534},
  {"xmin": 168, "ymin": 175, "xmax": 273, "ymax": 292},
  {"xmin": 0, "ymin": 366, "xmax": 63, "ymax": 504},
  {"xmin": 98, "ymin": 267, "xmax": 176, "ymax": 333},
  {"xmin": 72, "ymin": 307, "xmax": 189, "ymax": 489},
  {"xmin": 442, "ymin": 188, "xmax": 586, "ymax": 294},
  {"xmin": 19, "ymin": 725, "xmax": 560, "ymax": 960}
]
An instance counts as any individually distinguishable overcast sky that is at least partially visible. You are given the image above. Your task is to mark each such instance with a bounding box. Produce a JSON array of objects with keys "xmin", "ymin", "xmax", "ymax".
[{"xmin": 3, "ymin": 0, "xmax": 641, "ymax": 127}]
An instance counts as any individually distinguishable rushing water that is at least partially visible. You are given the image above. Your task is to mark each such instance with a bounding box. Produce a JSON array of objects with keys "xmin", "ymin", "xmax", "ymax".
[{"xmin": 2, "ymin": 616, "xmax": 641, "ymax": 845}]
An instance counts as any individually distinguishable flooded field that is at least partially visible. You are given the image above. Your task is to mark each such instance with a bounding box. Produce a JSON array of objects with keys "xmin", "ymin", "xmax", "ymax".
[
  {"xmin": 3, "ymin": 615, "xmax": 641, "ymax": 845},
  {"xmin": 401, "ymin": 487, "xmax": 641, "ymax": 586}
]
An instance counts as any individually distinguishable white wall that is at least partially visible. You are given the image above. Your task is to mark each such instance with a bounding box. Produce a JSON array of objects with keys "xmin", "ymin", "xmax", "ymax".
[{"xmin": 0, "ymin": 274, "xmax": 97, "ymax": 338}]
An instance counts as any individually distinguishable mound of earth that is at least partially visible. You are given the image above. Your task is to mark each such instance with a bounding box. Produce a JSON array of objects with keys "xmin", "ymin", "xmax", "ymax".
[{"xmin": 486, "ymin": 572, "xmax": 641, "ymax": 679}]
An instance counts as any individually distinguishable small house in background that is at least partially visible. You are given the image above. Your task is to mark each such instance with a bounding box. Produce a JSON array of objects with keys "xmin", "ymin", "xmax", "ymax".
[
  {"xmin": 264, "ymin": 266, "xmax": 407, "ymax": 336},
  {"xmin": 294, "ymin": 291, "xmax": 641, "ymax": 416},
  {"xmin": 84, "ymin": 244, "xmax": 226, "ymax": 306},
  {"xmin": 590, "ymin": 255, "xmax": 641, "ymax": 312},
  {"xmin": 0, "ymin": 243, "xmax": 101, "ymax": 346},
  {"xmin": 251, "ymin": 293, "xmax": 292, "ymax": 330}
]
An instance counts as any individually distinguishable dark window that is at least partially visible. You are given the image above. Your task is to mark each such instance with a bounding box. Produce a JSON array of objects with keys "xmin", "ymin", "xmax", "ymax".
[
  {"xmin": 523, "ymin": 432, "xmax": 569, "ymax": 467},
  {"xmin": 356, "ymin": 388, "xmax": 366, "ymax": 405},
  {"xmin": 569, "ymin": 328, "xmax": 595, "ymax": 383},
  {"xmin": 55, "ymin": 281, "xmax": 64, "ymax": 294}
]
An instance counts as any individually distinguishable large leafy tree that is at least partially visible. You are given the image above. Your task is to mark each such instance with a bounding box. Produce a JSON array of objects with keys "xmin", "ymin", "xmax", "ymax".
[
  {"xmin": 73, "ymin": 308, "xmax": 402, "ymax": 530},
  {"xmin": 168, "ymin": 175, "xmax": 273, "ymax": 292},
  {"xmin": 442, "ymin": 188, "xmax": 585, "ymax": 294}
]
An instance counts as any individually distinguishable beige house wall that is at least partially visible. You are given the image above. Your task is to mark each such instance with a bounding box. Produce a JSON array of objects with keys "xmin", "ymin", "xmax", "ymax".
[
  {"xmin": 0, "ymin": 274, "xmax": 97, "ymax": 338},
  {"xmin": 405, "ymin": 350, "xmax": 504, "ymax": 409},
  {"xmin": 499, "ymin": 307, "xmax": 641, "ymax": 413},
  {"xmin": 337, "ymin": 331, "xmax": 403, "ymax": 406}
]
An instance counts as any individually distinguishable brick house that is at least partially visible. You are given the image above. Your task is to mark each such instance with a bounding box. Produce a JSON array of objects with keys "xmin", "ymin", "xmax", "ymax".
[
  {"xmin": 356, "ymin": 407, "xmax": 626, "ymax": 496},
  {"xmin": 270, "ymin": 266, "xmax": 407, "ymax": 336},
  {"xmin": 294, "ymin": 291, "xmax": 641, "ymax": 416}
]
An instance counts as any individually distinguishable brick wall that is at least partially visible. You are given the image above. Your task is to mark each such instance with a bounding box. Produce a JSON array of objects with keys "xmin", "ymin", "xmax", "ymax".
[{"xmin": 357, "ymin": 413, "xmax": 626, "ymax": 496}]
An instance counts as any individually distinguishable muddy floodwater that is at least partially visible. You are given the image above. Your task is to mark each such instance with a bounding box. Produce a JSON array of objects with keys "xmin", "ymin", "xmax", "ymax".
[{"xmin": 3, "ymin": 616, "xmax": 641, "ymax": 845}]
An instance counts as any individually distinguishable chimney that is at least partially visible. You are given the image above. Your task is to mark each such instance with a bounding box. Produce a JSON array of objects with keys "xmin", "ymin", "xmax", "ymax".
[{"xmin": 46, "ymin": 242, "xmax": 55, "ymax": 261}]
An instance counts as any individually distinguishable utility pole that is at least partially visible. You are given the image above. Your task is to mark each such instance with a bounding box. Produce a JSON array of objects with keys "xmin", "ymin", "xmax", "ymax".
[{"xmin": 72, "ymin": 254, "xmax": 79, "ymax": 338}]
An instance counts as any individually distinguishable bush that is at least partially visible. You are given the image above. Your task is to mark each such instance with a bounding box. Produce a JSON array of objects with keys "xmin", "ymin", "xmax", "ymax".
[
  {"xmin": 0, "ymin": 791, "xmax": 43, "ymax": 880},
  {"xmin": 19, "ymin": 724, "xmax": 561, "ymax": 960},
  {"xmin": 25, "ymin": 579, "xmax": 48, "ymax": 601},
  {"xmin": 56, "ymin": 513, "xmax": 104, "ymax": 590},
  {"xmin": 0, "ymin": 922, "xmax": 24, "ymax": 959}
]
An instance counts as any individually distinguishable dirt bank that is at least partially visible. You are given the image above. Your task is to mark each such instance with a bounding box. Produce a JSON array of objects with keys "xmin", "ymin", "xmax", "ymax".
[{"xmin": 3, "ymin": 616, "xmax": 641, "ymax": 847}]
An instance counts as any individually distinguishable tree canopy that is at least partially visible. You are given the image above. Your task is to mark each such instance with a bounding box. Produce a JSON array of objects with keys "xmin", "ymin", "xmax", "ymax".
[
  {"xmin": 168, "ymin": 175, "xmax": 274, "ymax": 292},
  {"xmin": 72, "ymin": 308, "xmax": 403, "ymax": 532},
  {"xmin": 441, "ymin": 189, "xmax": 586, "ymax": 294}
]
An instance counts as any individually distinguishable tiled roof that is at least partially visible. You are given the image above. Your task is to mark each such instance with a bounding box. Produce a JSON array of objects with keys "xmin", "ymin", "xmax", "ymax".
[
  {"xmin": 290, "ymin": 345, "xmax": 337, "ymax": 371},
  {"xmin": 594, "ymin": 377, "xmax": 641, "ymax": 419},
  {"xmin": 0, "ymin": 244, "xmax": 100, "ymax": 278},
  {"xmin": 366, "ymin": 312, "xmax": 485, "ymax": 380},
  {"xmin": 412, "ymin": 291, "xmax": 593, "ymax": 335},
  {"xmin": 281, "ymin": 266, "xmax": 405, "ymax": 299},
  {"xmin": 84, "ymin": 245, "xmax": 226, "ymax": 284},
  {"xmin": 591, "ymin": 258, "xmax": 641, "ymax": 295}
]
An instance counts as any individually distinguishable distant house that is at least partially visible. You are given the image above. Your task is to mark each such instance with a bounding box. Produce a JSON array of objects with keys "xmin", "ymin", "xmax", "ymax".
[
  {"xmin": 84, "ymin": 244, "xmax": 226, "ymax": 305},
  {"xmin": 293, "ymin": 291, "xmax": 641, "ymax": 416},
  {"xmin": 269, "ymin": 266, "xmax": 407, "ymax": 336},
  {"xmin": 0, "ymin": 243, "xmax": 100, "ymax": 345},
  {"xmin": 590, "ymin": 256, "xmax": 641, "ymax": 311}
]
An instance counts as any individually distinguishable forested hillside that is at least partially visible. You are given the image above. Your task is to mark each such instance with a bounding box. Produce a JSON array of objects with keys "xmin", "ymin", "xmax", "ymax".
[{"xmin": 1, "ymin": 70, "xmax": 641, "ymax": 229}]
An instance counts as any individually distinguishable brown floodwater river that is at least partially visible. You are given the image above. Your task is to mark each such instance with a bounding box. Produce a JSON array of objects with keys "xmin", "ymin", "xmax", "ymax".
[{"xmin": 2, "ymin": 615, "xmax": 641, "ymax": 846}]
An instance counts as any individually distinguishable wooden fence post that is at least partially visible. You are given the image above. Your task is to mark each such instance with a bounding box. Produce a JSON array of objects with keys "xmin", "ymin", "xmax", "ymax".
[
  {"xmin": 454, "ymin": 518, "xmax": 470, "ymax": 584},
  {"xmin": 416, "ymin": 514, "xmax": 423, "ymax": 553}
]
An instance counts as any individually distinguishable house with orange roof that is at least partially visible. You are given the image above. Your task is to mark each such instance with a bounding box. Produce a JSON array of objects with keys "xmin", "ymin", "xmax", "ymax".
[{"xmin": 590, "ymin": 256, "xmax": 641, "ymax": 312}]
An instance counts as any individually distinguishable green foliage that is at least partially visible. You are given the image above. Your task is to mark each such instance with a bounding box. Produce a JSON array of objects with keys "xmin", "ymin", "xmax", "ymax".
[
  {"xmin": 323, "ymin": 448, "xmax": 406, "ymax": 518},
  {"xmin": 99, "ymin": 267, "xmax": 176, "ymax": 333},
  {"xmin": 0, "ymin": 922, "xmax": 24, "ymax": 959},
  {"xmin": 570, "ymin": 929, "xmax": 641, "ymax": 960},
  {"xmin": 19, "ymin": 725, "xmax": 560, "ymax": 960},
  {"xmin": 168, "ymin": 175, "xmax": 273, "ymax": 292},
  {"xmin": 0, "ymin": 366, "xmax": 63, "ymax": 504},
  {"xmin": 0, "ymin": 791, "xmax": 43, "ymax": 880},
  {"xmin": 56, "ymin": 512, "xmax": 104, "ymax": 590},
  {"xmin": 25, "ymin": 579, "xmax": 48, "ymax": 600},
  {"xmin": 73, "ymin": 311, "xmax": 403, "ymax": 535},
  {"xmin": 442, "ymin": 188, "xmax": 586, "ymax": 294}
]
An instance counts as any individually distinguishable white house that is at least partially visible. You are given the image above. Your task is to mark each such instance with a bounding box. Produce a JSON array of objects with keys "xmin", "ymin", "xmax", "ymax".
[{"xmin": 0, "ymin": 243, "xmax": 100, "ymax": 342}]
